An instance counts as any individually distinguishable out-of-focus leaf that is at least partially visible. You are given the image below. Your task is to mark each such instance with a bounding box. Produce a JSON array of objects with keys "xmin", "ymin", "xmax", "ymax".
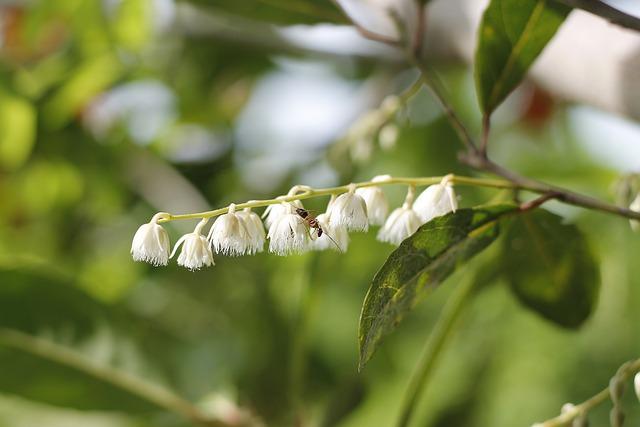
[
  {"xmin": 501, "ymin": 209, "xmax": 599, "ymax": 328},
  {"xmin": 0, "ymin": 265, "xmax": 174, "ymax": 412},
  {"xmin": 0, "ymin": 92, "xmax": 36, "ymax": 170},
  {"xmin": 358, "ymin": 205, "xmax": 516, "ymax": 368},
  {"xmin": 113, "ymin": 0, "xmax": 152, "ymax": 51},
  {"xmin": 43, "ymin": 54, "xmax": 122, "ymax": 129},
  {"xmin": 474, "ymin": 0, "xmax": 571, "ymax": 114},
  {"xmin": 188, "ymin": 0, "xmax": 346, "ymax": 25}
]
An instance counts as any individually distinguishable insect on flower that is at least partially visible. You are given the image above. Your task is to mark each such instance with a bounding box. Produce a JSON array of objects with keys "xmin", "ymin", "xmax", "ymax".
[{"xmin": 295, "ymin": 207, "xmax": 343, "ymax": 252}]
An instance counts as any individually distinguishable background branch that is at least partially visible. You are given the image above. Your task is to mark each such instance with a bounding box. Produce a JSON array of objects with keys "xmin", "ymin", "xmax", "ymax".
[{"xmin": 552, "ymin": 0, "xmax": 640, "ymax": 32}]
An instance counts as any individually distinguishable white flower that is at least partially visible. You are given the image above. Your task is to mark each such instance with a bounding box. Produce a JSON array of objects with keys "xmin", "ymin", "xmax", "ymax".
[
  {"xmin": 312, "ymin": 212, "xmax": 349, "ymax": 252},
  {"xmin": 413, "ymin": 177, "xmax": 458, "ymax": 222},
  {"xmin": 630, "ymin": 194, "xmax": 640, "ymax": 232},
  {"xmin": 237, "ymin": 207, "xmax": 265, "ymax": 254},
  {"xmin": 267, "ymin": 203, "xmax": 310, "ymax": 256},
  {"xmin": 634, "ymin": 372, "xmax": 640, "ymax": 402},
  {"xmin": 329, "ymin": 184, "xmax": 369, "ymax": 231},
  {"xmin": 377, "ymin": 203, "xmax": 423, "ymax": 245},
  {"xmin": 356, "ymin": 176, "xmax": 390, "ymax": 226},
  {"xmin": 171, "ymin": 219, "xmax": 214, "ymax": 270},
  {"xmin": 208, "ymin": 204, "xmax": 251, "ymax": 256},
  {"xmin": 131, "ymin": 213, "xmax": 171, "ymax": 266},
  {"xmin": 262, "ymin": 199, "xmax": 303, "ymax": 229}
]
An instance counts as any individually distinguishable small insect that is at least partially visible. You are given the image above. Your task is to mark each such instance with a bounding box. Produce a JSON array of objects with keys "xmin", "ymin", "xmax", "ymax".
[{"xmin": 295, "ymin": 207, "xmax": 342, "ymax": 251}]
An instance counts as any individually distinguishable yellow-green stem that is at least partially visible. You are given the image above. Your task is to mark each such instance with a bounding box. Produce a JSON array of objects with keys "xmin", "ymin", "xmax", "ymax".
[
  {"xmin": 537, "ymin": 358, "xmax": 640, "ymax": 426},
  {"xmin": 158, "ymin": 175, "xmax": 517, "ymax": 223}
]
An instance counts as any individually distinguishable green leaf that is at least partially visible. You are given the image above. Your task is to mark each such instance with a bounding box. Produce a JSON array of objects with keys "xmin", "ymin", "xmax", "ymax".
[
  {"xmin": 474, "ymin": 0, "xmax": 571, "ymax": 114},
  {"xmin": 501, "ymin": 209, "xmax": 599, "ymax": 328},
  {"xmin": 358, "ymin": 205, "xmax": 516, "ymax": 368}
]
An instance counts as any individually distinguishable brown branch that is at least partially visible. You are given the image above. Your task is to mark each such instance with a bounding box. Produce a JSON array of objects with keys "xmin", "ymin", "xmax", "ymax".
[
  {"xmin": 329, "ymin": 0, "xmax": 402, "ymax": 47},
  {"xmin": 553, "ymin": 0, "xmax": 640, "ymax": 33}
]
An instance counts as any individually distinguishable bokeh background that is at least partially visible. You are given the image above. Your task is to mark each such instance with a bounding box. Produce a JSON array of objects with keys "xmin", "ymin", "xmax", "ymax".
[{"xmin": 1, "ymin": 1, "xmax": 640, "ymax": 426}]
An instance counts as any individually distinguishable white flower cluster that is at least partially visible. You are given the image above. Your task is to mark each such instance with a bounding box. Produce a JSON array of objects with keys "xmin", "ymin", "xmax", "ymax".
[
  {"xmin": 347, "ymin": 95, "xmax": 402, "ymax": 162},
  {"xmin": 131, "ymin": 175, "xmax": 458, "ymax": 270}
]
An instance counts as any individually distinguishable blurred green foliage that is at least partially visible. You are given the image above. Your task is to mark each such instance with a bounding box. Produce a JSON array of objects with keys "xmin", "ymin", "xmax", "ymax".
[{"xmin": 0, "ymin": 1, "xmax": 639, "ymax": 427}]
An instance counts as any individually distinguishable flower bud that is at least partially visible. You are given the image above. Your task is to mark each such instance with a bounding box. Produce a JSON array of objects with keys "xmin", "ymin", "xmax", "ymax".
[{"xmin": 378, "ymin": 123, "xmax": 399, "ymax": 150}]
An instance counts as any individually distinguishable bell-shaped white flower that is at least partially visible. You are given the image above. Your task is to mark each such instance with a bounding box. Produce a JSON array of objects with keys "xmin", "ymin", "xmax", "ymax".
[
  {"xmin": 208, "ymin": 204, "xmax": 251, "ymax": 256},
  {"xmin": 634, "ymin": 372, "xmax": 640, "ymax": 402},
  {"xmin": 630, "ymin": 194, "xmax": 640, "ymax": 232},
  {"xmin": 356, "ymin": 175, "xmax": 390, "ymax": 226},
  {"xmin": 237, "ymin": 207, "xmax": 265, "ymax": 254},
  {"xmin": 413, "ymin": 176, "xmax": 458, "ymax": 223},
  {"xmin": 171, "ymin": 219, "xmax": 214, "ymax": 270},
  {"xmin": 267, "ymin": 203, "xmax": 310, "ymax": 256},
  {"xmin": 329, "ymin": 184, "xmax": 369, "ymax": 232},
  {"xmin": 262, "ymin": 199, "xmax": 303, "ymax": 229},
  {"xmin": 131, "ymin": 213, "xmax": 171, "ymax": 266},
  {"xmin": 377, "ymin": 202, "xmax": 423, "ymax": 245},
  {"xmin": 312, "ymin": 212, "xmax": 349, "ymax": 252}
]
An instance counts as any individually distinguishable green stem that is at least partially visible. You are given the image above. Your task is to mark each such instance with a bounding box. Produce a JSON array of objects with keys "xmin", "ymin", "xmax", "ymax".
[
  {"xmin": 536, "ymin": 358, "xmax": 640, "ymax": 427},
  {"xmin": 158, "ymin": 175, "xmax": 517, "ymax": 223},
  {"xmin": 0, "ymin": 328, "xmax": 232, "ymax": 427},
  {"xmin": 396, "ymin": 274, "xmax": 478, "ymax": 427}
]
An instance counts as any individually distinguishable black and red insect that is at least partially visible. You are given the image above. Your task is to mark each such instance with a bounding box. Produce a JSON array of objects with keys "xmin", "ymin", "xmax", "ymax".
[{"xmin": 295, "ymin": 207, "xmax": 342, "ymax": 251}]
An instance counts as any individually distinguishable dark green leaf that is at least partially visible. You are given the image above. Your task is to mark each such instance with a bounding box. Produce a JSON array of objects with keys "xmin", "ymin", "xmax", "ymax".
[
  {"xmin": 501, "ymin": 209, "xmax": 599, "ymax": 328},
  {"xmin": 358, "ymin": 205, "xmax": 516, "ymax": 368},
  {"xmin": 474, "ymin": 0, "xmax": 571, "ymax": 114}
]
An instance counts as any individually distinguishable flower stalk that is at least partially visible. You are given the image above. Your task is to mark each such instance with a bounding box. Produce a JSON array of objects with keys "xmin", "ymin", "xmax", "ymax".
[{"xmin": 155, "ymin": 175, "xmax": 516, "ymax": 224}]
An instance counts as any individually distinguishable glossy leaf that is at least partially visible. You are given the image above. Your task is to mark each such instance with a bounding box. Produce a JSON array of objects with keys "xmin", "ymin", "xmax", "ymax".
[
  {"xmin": 501, "ymin": 209, "xmax": 599, "ymax": 328},
  {"xmin": 475, "ymin": 0, "xmax": 571, "ymax": 114},
  {"xmin": 358, "ymin": 205, "xmax": 516, "ymax": 368}
]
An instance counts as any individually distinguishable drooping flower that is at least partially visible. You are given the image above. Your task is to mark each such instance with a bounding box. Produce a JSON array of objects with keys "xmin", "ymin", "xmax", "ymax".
[
  {"xmin": 171, "ymin": 219, "xmax": 214, "ymax": 270},
  {"xmin": 377, "ymin": 202, "xmax": 423, "ymax": 245},
  {"xmin": 634, "ymin": 372, "xmax": 640, "ymax": 402},
  {"xmin": 208, "ymin": 204, "xmax": 251, "ymax": 256},
  {"xmin": 329, "ymin": 184, "xmax": 369, "ymax": 232},
  {"xmin": 131, "ymin": 212, "xmax": 171, "ymax": 266},
  {"xmin": 263, "ymin": 200, "xmax": 302, "ymax": 229},
  {"xmin": 356, "ymin": 175, "xmax": 390, "ymax": 226},
  {"xmin": 630, "ymin": 194, "xmax": 640, "ymax": 232},
  {"xmin": 413, "ymin": 176, "xmax": 458, "ymax": 223},
  {"xmin": 312, "ymin": 212, "xmax": 349, "ymax": 252},
  {"xmin": 267, "ymin": 203, "xmax": 310, "ymax": 256},
  {"xmin": 237, "ymin": 207, "xmax": 265, "ymax": 254}
]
